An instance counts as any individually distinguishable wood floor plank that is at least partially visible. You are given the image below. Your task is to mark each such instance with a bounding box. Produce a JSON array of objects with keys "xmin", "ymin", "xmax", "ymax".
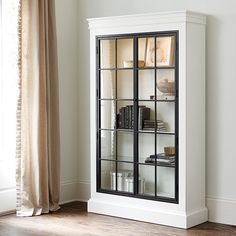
[{"xmin": 0, "ymin": 202, "xmax": 235, "ymax": 236}]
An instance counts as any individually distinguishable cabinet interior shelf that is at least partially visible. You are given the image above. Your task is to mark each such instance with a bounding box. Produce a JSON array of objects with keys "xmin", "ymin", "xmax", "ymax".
[
  {"xmin": 100, "ymin": 158, "xmax": 175, "ymax": 168},
  {"xmin": 100, "ymin": 128, "xmax": 175, "ymax": 135}
]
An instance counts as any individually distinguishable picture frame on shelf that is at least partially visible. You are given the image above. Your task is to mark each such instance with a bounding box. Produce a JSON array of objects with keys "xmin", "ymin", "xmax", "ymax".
[{"xmin": 145, "ymin": 36, "xmax": 175, "ymax": 67}]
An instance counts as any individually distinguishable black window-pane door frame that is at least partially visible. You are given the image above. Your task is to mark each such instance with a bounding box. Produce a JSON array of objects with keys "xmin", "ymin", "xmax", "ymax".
[{"xmin": 96, "ymin": 31, "xmax": 179, "ymax": 204}]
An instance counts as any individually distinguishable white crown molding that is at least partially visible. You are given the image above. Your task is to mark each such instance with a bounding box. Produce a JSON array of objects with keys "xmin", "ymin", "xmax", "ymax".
[{"xmin": 87, "ymin": 10, "xmax": 206, "ymax": 30}]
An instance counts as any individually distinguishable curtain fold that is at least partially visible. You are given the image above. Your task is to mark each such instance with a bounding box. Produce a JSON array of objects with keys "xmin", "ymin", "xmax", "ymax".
[{"xmin": 16, "ymin": 0, "xmax": 60, "ymax": 216}]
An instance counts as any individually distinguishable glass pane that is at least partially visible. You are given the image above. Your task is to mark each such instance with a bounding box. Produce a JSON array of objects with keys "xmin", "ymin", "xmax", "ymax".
[
  {"xmin": 156, "ymin": 166, "xmax": 175, "ymax": 198},
  {"xmin": 156, "ymin": 134, "xmax": 175, "ymax": 167},
  {"xmin": 118, "ymin": 162, "xmax": 133, "ymax": 193},
  {"xmin": 139, "ymin": 70, "xmax": 155, "ymax": 100},
  {"xmin": 100, "ymin": 39, "xmax": 115, "ymax": 69},
  {"xmin": 144, "ymin": 37, "xmax": 155, "ymax": 67},
  {"xmin": 117, "ymin": 101, "xmax": 134, "ymax": 129},
  {"xmin": 117, "ymin": 131, "xmax": 133, "ymax": 162},
  {"xmin": 101, "ymin": 130, "xmax": 116, "ymax": 160},
  {"xmin": 100, "ymin": 100, "xmax": 116, "ymax": 129},
  {"xmin": 100, "ymin": 70, "xmax": 116, "ymax": 99},
  {"xmin": 117, "ymin": 38, "xmax": 133, "ymax": 68},
  {"xmin": 139, "ymin": 164, "xmax": 155, "ymax": 196},
  {"xmin": 138, "ymin": 37, "xmax": 146, "ymax": 68},
  {"xmin": 101, "ymin": 160, "xmax": 115, "ymax": 190},
  {"xmin": 138, "ymin": 101, "xmax": 154, "ymax": 131},
  {"xmin": 156, "ymin": 69, "xmax": 175, "ymax": 99},
  {"xmin": 117, "ymin": 70, "xmax": 133, "ymax": 99},
  {"xmin": 139, "ymin": 133, "xmax": 155, "ymax": 164},
  {"xmin": 156, "ymin": 101, "xmax": 175, "ymax": 133},
  {"xmin": 156, "ymin": 36, "xmax": 175, "ymax": 67}
]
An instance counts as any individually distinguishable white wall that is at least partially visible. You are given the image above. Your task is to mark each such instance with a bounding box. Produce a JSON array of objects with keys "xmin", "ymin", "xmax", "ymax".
[
  {"xmin": 76, "ymin": 0, "xmax": 236, "ymax": 225},
  {"xmin": 55, "ymin": 0, "xmax": 80, "ymax": 203}
]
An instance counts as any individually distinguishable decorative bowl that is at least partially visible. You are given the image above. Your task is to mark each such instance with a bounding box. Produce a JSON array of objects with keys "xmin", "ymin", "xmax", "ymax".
[
  {"xmin": 164, "ymin": 146, "xmax": 175, "ymax": 156},
  {"xmin": 156, "ymin": 77, "xmax": 175, "ymax": 94}
]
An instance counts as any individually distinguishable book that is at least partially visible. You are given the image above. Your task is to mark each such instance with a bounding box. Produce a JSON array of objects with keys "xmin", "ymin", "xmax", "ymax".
[
  {"xmin": 118, "ymin": 105, "xmax": 152, "ymax": 130},
  {"xmin": 127, "ymin": 105, "xmax": 133, "ymax": 129},
  {"xmin": 120, "ymin": 107, "xmax": 126, "ymax": 129},
  {"xmin": 125, "ymin": 106, "xmax": 129, "ymax": 128},
  {"xmin": 143, "ymin": 123, "xmax": 165, "ymax": 126},
  {"xmin": 145, "ymin": 153, "xmax": 175, "ymax": 164},
  {"xmin": 117, "ymin": 114, "xmax": 121, "ymax": 128},
  {"xmin": 143, "ymin": 127, "xmax": 167, "ymax": 131},
  {"xmin": 138, "ymin": 107, "xmax": 150, "ymax": 130},
  {"xmin": 144, "ymin": 119, "xmax": 164, "ymax": 123},
  {"xmin": 131, "ymin": 106, "xmax": 134, "ymax": 128}
]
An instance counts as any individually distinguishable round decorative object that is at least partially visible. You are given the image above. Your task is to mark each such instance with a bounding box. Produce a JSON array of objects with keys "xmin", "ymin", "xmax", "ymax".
[
  {"xmin": 164, "ymin": 146, "xmax": 175, "ymax": 156},
  {"xmin": 156, "ymin": 77, "xmax": 175, "ymax": 94}
]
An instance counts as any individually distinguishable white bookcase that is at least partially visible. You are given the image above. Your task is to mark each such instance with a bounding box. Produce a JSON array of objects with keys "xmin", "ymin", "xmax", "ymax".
[{"xmin": 87, "ymin": 11, "xmax": 207, "ymax": 229}]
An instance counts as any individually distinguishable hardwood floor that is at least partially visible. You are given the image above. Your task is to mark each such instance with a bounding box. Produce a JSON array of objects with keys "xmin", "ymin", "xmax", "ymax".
[{"xmin": 0, "ymin": 202, "xmax": 235, "ymax": 236}]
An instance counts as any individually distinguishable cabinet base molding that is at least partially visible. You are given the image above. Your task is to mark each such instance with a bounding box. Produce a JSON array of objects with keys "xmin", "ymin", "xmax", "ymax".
[{"xmin": 88, "ymin": 196, "xmax": 208, "ymax": 229}]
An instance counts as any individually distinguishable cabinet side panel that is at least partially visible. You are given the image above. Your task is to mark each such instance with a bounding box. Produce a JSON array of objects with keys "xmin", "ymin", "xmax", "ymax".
[
  {"xmin": 90, "ymin": 31, "xmax": 97, "ymax": 198},
  {"xmin": 186, "ymin": 22, "xmax": 206, "ymax": 213}
]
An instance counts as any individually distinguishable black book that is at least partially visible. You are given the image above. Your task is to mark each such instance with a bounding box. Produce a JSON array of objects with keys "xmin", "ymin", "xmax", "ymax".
[
  {"xmin": 125, "ymin": 106, "xmax": 129, "ymax": 128},
  {"xmin": 127, "ymin": 105, "xmax": 133, "ymax": 129},
  {"xmin": 116, "ymin": 113, "xmax": 121, "ymax": 128},
  {"xmin": 119, "ymin": 107, "xmax": 126, "ymax": 129},
  {"xmin": 138, "ymin": 107, "xmax": 150, "ymax": 130}
]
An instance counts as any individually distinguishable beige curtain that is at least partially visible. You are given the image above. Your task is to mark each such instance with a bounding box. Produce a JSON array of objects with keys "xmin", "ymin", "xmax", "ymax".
[{"xmin": 16, "ymin": 0, "xmax": 60, "ymax": 216}]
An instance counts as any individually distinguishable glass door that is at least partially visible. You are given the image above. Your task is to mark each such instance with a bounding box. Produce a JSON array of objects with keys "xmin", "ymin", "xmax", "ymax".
[
  {"xmin": 98, "ymin": 37, "xmax": 135, "ymax": 194},
  {"xmin": 97, "ymin": 31, "xmax": 178, "ymax": 203}
]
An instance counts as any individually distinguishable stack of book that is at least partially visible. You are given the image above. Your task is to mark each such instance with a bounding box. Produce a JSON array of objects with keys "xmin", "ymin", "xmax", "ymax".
[
  {"xmin": 145, "ymin": 153, "xmax": 175, "ymax": 165},
  {"xmin": 143, "ymin": 120, "xmax": 166, "ymax": 131},
  {"xmin": 117, "ymin": 105, "xmax": 134, "ymax": 129},
  {"xmin": 117, "ymin": 105, "xmax": 150, "ymax": 129}
]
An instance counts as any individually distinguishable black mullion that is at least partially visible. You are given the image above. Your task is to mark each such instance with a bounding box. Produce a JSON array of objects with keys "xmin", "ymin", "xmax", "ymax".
[
  {"xmin": 133, "ymin": 37, "xmax": 139, "ymax": 195},
  {"xmin": 99, "ymin": 98, "xmax": 134, "ymax": 101},
  {"xmin": 99, "ymin": 159, "xmax": 134, "ymax": 164},
  {"xmin": 115, "ymin": 38, "xmax": 118, "ymax": 192},
  {"xmin": 98, "ymin": 188, "xmax": 177, "ymax": 203},
  {"xmin": 98, "ymin": 68, "xmax": 128, "ymax": 70},
  {"xmin": 138, "ymin": 99, "xmax": 175, "ymax": 102},
  {"xmin": 97, "ymin": 38, "xmax": 101, "ymax": 191},
  {"xmin": 96, "ymin": 32, "xmax": 177, "ymax": 41},
  {"xmin": 100, "ymin": 128, "xmax": 133, "ymax": 133},
  {"xmin": 154, "ymin": 36, "xmax": 157, "ymax": 197}
]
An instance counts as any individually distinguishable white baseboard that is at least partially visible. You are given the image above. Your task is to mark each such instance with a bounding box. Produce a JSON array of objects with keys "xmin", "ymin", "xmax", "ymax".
[
  {"xmin": 0, "ymin": 180, "xmax": 89, "ymax": 214},
  {"xmin": 77, "ymin": 180, "xmax": 90, "ymax": 201},
  {"xmin": 60, "ymin": 179, "xmax": 79, "ymax": 204},
  {"xmin": 0, "ymin": 180, "xmax": 88, "ymax": 214},
  {"xmin": 0, "ymin": 188, "xmax": 16, "ymax": 212},
  {"xmin": 60, "ymin": 179, "xmax": 90, "ymax": 204},
  {"xmin": 207, "ymin": 196, "xmax": 236, "ymax": 226}
]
